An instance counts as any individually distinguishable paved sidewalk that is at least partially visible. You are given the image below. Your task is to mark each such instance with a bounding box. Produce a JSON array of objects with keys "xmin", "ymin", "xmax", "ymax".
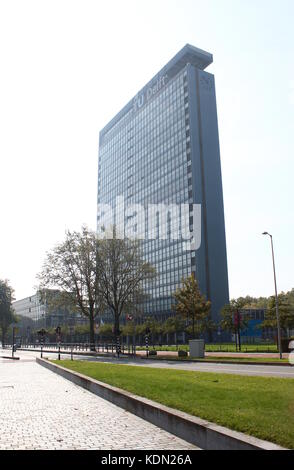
[{"xmin": 0, "ymin": 354, "xmax": 197, "ymax": 450}]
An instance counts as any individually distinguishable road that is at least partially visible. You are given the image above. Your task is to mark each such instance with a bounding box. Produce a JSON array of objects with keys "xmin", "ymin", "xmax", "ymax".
[
  {"xmin": 0, "ymin": 350, "xmax": 197, "ymax": 450},
  {"xmin": 9, "ymin": 348, "xmax": 294, "ymax": 379}
]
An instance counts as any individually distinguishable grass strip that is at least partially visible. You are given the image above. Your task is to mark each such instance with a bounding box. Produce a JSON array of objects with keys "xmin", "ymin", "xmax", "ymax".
[
  {"xmin": 137, "ymin": 344, "xmax": 278, "ymax": 353},
  {"xmin": 56, "ymin": 360, "xmax": 294, "ymax": 449}
]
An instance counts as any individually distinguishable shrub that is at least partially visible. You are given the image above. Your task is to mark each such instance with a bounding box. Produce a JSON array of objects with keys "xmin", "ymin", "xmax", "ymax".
[
  {"xmin": 148, "ymin": 350, "xmax": 157, "ymax": 356},
  {"xmin": 178, "ymin": 350, "xmax": 188, "ymax": 358}
]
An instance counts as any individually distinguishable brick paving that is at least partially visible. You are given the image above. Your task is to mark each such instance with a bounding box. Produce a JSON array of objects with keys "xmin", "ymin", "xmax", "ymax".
[{"xmin": 0, "ymin": 355, "xmax": 198, "ymax": 450}]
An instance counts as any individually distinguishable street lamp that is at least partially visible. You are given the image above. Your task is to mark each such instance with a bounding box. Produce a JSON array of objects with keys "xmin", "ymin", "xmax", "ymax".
[{"xmin": 262, "ymin": 232, "xmax": 283, "ymax": 359}]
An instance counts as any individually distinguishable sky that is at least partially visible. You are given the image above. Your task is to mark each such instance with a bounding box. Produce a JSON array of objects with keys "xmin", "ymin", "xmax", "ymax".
[{"xmin": 0, "ymin": 0, "xmax": 293, "ymax": 301}]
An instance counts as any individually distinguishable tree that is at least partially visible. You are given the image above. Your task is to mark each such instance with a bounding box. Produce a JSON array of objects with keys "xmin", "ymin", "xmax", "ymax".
[
  {"xmin": 184, "ymin": 317, "xmax": 216, "ymax": 340},
  {"xmin": 74, "ymin": 324, "xmax": 90, "ymax": 336},
  {"xmin": 37, "ymin": 227, "xmax": 105, "ymax": 350},
  {"xmin": 261, "ymin": 293, "xmax": 294, "ymax": 336},
  {"xmin": 139, "ymin": 318, "xmax": 163, "ymax": 346},
  {"xmin": 122, "ymin": 321, "xmax": 137, "ymax": 338},
  {"xmin": 234, "ymin": 296, "xmax": 268, "ymax": 310},
  {"xmin": 97, "ymin": 230, "xmax": 156, "ymax": 342},
  {"xmin": 285, "ymin": 289, "xmax": 294, "ymax": 307},
  {"xmin": 220, "ymin": 299, "xmax": 248, "ymax": 351},
  {"xmin": 163, "ymin": 316, "xmax": 185, "ymax": 347},
  {"xmin": 173, "ymin": 275, "xmax": 211, "ymax": 338},
  {"xmin": 0, "ymin": 280, "xmax": 16, "ymax": 347},
  {"xmin": 98, "ymin": 323, "xmax": 114, "ymax": 339},
  {"xmin": 199, "ymin": 317, "xmax": 217, "ymax": 338}
]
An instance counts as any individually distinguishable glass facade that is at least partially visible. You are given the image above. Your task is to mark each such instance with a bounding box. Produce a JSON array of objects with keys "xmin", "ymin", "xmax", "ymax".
[
  {"xmin": 12, "ymin": 293, "xmax": 46, "ymax": 322},
  {"xmin": 98, "ymin": 45, "xmax": 229, "ymax": 323},
  {"xmin": 98, "ymin": 69, "xmax": 195, "ymax": 316}
]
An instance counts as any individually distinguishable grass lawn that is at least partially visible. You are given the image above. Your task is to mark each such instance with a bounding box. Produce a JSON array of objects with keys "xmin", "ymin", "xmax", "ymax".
[
  {"xmin": 205, "ymin": 343, "xmax": 278, "ymax": 353},
  {"xmin": 56, "ymin": 360, "xmax": 294, "ymax": 449}
]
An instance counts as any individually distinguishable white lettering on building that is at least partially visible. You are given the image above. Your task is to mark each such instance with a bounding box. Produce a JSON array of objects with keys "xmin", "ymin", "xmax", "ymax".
[{"xmin": 133, "ymin": 74, "xmax": 169, "ymax": 112}]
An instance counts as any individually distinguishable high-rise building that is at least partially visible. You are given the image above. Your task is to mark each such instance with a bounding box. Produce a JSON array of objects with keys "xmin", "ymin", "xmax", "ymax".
[{"xmin": 97, "ymin": 44, "xmax": 229, "ymax": 325}]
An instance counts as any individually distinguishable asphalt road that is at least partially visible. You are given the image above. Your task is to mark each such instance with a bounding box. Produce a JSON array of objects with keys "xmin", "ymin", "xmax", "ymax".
[{"xmin": 6, "ymin": 349, "xmax": 294, "ymax": 379}]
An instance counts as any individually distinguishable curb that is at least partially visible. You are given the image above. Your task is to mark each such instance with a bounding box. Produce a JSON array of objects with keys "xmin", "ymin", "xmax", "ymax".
[
  {"xmin": 36, "ymin": 357, "xmax": 287, "ymax": 451},
  {"xmin": 18, "ymin": 348, "xmax": 127, "ymax": 359},
  {"xmin": 0, "ymin": 356, "xmax": 20, "ymax": 360}
]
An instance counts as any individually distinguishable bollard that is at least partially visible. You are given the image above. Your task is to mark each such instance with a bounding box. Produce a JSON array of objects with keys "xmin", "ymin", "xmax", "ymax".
[
  {"xmin": 116, "ymin": 337, "xmax": 121, "ymax": 358},
  {"xmin": 145, "ymin": 334, "xmax": 149, "ymax": 357},
  {"xmin": 58, "ymin": 344, "xmax": 61, "ymax": 361}
]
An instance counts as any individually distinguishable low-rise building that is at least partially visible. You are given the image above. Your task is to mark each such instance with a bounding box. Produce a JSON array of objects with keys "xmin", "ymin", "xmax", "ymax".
[
  {"xmin": 13, "ymin": 292, "xmax": 45, "ymax": 323},
  {"xmin": 12, "ymin": 291, "xmax": 84, "ymax": 328},
  {"xmin": 240, "ymin": 309, "xmax": 275, "ymax": 342}
]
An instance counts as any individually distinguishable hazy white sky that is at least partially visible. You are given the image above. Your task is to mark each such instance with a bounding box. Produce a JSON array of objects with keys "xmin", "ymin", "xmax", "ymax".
[{"xmin": 0, "ymin": 0, "xmax": 293, "ymax": 301}]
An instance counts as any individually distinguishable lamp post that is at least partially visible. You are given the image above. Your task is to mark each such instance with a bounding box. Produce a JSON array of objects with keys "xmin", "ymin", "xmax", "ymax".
[
  {"xmin": 12, "ymin": 325, "xmax": 16, "ymax": 358},
  {"xmin": 262, "ymin": 232, "xmax": 283, "ymax": 359}
]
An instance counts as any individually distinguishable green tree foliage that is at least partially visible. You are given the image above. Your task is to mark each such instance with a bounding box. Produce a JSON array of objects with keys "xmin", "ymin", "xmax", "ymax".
[
  {"xmin": 235, "ymin": 296, "xmax": 268, "ymax": 309},
  {"xmin": 286, "ymin": 289, "xmax": 294, "ymax": 306},
  {"xmin": 97, "ymin": 229, "xmax": 156, "ymax": 338},
  {"xmin": 0, "ymin": 280, "xmax": 16, "ymax": 347},
  {"xmin": 74, "ymin": 324, "xmax": 90, "ymax": 336},
  {"xmin": 38, "ymin": 227, "xmax": 105, "ymax": 349},
  {"xmin": 162, "ymin": 315, "xmax": 185, "ymax": 347},
  {"xmin": 221, "ymin": 300, "xmax": 248, "ymax": 333},
  {"xmin": 98, "ymin": 323, "xmax": 114, "ymax": 339},
  {"xmin": 198, "ymin": 317, "xmax": 217, "ymax": 336},
  {"xmin": 221, "ymin": 299, "xmax": 248, "ymax": 350},
  {"xmin": 260, "ymin": 293, "xmax": 294, "ymax": 335},
  {"xmin": 135, "ymin": 318, "xmax": 162, "ymax": 338},
  {"xmin": 163, "ymin": 315, "xmax": 182, "ymax": 337},
  {"xmin": 163, "ymin": 316, "xmax": 185, "ymax": 335},
  {"xmin": 173, "ymin": 275, "xmax": 211, "ymax": 338},
  {"xmin": 232, "ymin": 290, "xmax": 294, "ymax": 311},
  {"xmin": 122, "ymin": 321, "xmax": 138, "ymax": 337}
]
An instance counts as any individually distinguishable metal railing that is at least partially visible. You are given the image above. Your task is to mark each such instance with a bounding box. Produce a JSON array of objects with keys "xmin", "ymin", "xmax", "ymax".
[
  {"xmin": 6, "ymin": 340, "xmax": 279, "ymax": 358},
  {"xmin": 16, "ymin": 342, "xmax": 137, "ymax": 358}
]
